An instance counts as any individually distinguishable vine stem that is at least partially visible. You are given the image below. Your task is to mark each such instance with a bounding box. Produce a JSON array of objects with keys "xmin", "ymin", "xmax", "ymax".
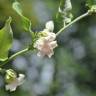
[
  {"xmin": 56, "ymin": 11, "xmax": 90, "ymax": 36},
  {"xmin": 0, "ymin": 48, "xmax": 29, "ymax": 67},
  {"xmin": 0, "ymin": 11, "xmax": 90, "ymax": 67}
]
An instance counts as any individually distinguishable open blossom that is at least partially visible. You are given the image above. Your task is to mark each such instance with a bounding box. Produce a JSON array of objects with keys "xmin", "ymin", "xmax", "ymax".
[
  {"xmin": 34, "ymin": 37, "xmax": 57, "ymax": 58},
  {"xmin": 5, "ymin": 74, "xmax": 25, "ymax": 92},
  {"xmin": 34, "ymin": 21, "xmax": 58, "ymax": 58}
]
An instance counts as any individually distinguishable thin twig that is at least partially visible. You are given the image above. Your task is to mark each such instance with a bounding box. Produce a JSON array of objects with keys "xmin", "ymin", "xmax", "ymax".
[
  {"xmin": 56, "ymin": 11, "xmax": 90, "ymax": 36},
  {"xmin": 0, "ymin": 48, "xmax": 29, "ymax": 67}
]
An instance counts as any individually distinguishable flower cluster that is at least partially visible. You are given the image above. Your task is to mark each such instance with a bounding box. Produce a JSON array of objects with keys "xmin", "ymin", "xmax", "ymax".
[{"xmin": 34, "ymin": 21, "xmax": 58, "ymax": 58}]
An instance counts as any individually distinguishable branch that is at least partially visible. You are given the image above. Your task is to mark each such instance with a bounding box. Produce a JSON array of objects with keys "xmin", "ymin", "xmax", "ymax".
[
  {"xmin": 0, "ymin": 48, "xmax": 29, "ymax": 67},
  {"xmin": 56, "ymin": 11, "xmax": 90, "ymax": 36}
]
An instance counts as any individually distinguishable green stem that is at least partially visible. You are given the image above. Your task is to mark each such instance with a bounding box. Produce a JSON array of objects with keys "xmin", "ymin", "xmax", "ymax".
[
  {"xmin": 0, "ymin": 48, "xmax": 29, "ymax": 67},
  {"xmin": 56, "ymin": 11, "xmax": 90, "ymax": 36}
]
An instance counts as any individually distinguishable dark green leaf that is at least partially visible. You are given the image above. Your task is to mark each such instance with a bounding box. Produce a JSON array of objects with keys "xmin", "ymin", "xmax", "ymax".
[
  {"xmin": 59, "ymin": 0, "xmax": 65, "ymax": 11},
  {"xmin": 0, "ymin": 17, "xmax": 13, "ymax": 61}
]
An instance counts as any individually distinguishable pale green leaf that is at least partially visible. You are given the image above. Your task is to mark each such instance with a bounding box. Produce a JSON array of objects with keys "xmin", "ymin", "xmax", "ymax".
[
  {"xmin": 12, "ymin": 1, "xmax": 23, "ymax": 16},
  {"xmin": 0, "ymin": 17, "xmax": 13, "ymax": 61}
]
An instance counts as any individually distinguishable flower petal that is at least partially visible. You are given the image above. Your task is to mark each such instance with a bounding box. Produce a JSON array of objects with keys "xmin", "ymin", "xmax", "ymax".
[
  {"xmin": 48, "ymin": 50, "xmax": 54, "ymax": 58},
  {"xmin": 50, "ymin": 41, "xmax": 58, "ymax": 49},
  {"xmin": 45, "ymin": 32, "xmax": 56, "ymax": 41},
  {"xmin": 37, "ymin": 51, "xmax": 45, "ymax": 57},
  {"xmin": 5, "ymin": 82, "xmax": 17, "ymax": 92},
  {"xmin": 17, "ymin": 74, "xmax": 25, "ymax": 85}
]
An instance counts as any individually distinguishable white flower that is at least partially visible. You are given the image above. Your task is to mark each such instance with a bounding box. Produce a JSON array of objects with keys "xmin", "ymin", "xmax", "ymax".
[
  {"xmin": 34, "ymin": 20, "xmax": 58, "ymax": 58},
  {"xmin": 5, "ymin": 74, "xmax": 25, "ymax": 92},
  {"xmin": 45, "ymin": 21, "xmax": 54, "ymax": 32},
  {"xmin": 34, "ymin": 32, "xmax": 58, "ymax": 58}
]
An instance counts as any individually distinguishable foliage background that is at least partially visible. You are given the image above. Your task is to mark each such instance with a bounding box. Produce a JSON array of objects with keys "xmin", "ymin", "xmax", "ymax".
[{"xmin": 0, "ymin": 0, "xmax": 96, "ymax": 96}]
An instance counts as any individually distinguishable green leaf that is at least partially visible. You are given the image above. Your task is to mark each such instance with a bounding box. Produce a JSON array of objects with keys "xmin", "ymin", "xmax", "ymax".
[
  {"xmin": 86, "ymin": 0, "xmax": 96, "ymax": 8},
  {"xmin": 86, "ymin": 0, "xmax": 96, "ymax": 13},
  {"xmin": 56, "ymin": 0, "xmax": 73, "ymax": 31},
  {"xmin": 0, "ymin": 17, "xmax": 13, "ymax": 61},
  {"xmin": 12, "ymin": 1, "xmax": 32, "ymax": 32}
]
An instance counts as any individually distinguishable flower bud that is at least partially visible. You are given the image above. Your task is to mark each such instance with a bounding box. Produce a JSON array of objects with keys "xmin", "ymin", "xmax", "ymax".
[
  {"xmin": 5, "ymin": 69, "xmax": 17, "ymax": 83},
  {"xmin": 45, "ymin": 21, "xmax": 54, "ymax": 32}
]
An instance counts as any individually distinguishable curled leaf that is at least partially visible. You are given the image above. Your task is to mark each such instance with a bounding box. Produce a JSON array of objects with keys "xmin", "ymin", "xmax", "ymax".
[
  {"xmin": 12, "ymin": 1, "xmax": 32, "ymax": 32},
  {"xmin": 56, "ymin": 0, "xmax": 73, "ymax": 28}
]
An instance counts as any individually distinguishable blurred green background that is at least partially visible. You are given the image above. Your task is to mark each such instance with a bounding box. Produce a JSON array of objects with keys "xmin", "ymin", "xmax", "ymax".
[{"xmin": 0, "ymin": 0, "xmax": 96, "ymax": 96}]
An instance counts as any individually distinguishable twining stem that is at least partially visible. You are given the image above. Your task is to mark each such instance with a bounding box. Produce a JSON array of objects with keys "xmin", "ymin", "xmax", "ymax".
[
  {"xmin": 56, "ymin": 11, "xmax": 90, "ymax": 36},
  {"xmin": 0, "ymin": 48, "xmax": 29, "ymax": 67},
  {"xmin": 0, "ymin": 11, "xmax": 90, "ymax": 67}
]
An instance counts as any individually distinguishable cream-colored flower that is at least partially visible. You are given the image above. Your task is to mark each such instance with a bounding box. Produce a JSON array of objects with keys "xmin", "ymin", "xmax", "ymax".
[
  {"xmin": 5, "ymin": 74, "xmax": 25, "ymax": 92},
  {"xmin": 34, "ymin": 20, "xmax": 58, "ymax": 58},
  {"xmin": 34, "ymin": 34, "xmax": 57, "ymax": 58}
]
